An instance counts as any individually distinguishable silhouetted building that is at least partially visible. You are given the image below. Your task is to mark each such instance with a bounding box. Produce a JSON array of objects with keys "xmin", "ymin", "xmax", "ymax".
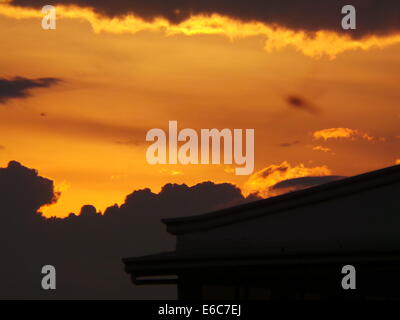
[{"xmin": 123, "ymin": 165, "xmax": 400, "ymax": 300}]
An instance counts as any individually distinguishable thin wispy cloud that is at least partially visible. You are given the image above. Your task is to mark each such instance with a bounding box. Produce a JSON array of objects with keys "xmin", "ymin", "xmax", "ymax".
[{"xmin": 312, "ymin": 145, "xmax": 333, "ymax": 153}]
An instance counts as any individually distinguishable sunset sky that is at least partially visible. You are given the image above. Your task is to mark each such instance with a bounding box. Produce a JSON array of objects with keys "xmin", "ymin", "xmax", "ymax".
[{"xmin": 1, "ymin": 0, "xmax": 399, "ymax": 218}]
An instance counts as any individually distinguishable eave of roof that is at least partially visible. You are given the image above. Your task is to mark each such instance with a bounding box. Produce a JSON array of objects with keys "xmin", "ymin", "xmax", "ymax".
[
  {"xmin": 163, "ymin": 165, "xmax": 400, "ymax": 235},
  {"xmin": 123, "ymin": 250, "xmax": 400, "ymax": 284}
]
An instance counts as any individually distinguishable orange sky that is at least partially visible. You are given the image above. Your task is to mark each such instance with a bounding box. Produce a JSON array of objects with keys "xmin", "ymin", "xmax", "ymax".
[{"xmin": 0, "ymin": 3, "xmax": 399, "ymax": 217}]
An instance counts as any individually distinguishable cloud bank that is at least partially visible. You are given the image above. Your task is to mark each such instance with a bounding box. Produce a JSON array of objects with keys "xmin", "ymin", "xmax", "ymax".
[
  {"xmin": 2, "ymin": 1, "xmax": 400, "ymax": 58},
  {"xmin": 10, "ymin": 0, "xmax": 400, "ymax": 37},
  {"xmin": 0, "ymin": 160, "xmax": 255, "ymax": 299},
  {"xmin": 0, "ymin": 161, "xmax": 58, "ymax": 220}
]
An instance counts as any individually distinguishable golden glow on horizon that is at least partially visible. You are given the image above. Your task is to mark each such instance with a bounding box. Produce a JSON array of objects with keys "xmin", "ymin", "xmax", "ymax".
[
  {"xmin": 1, "ymin": 2, "xmax": 400, "ymax": 59},
  {"xmin": 1, "ymin": 1, "xmax": 400, "ymax": 218}
]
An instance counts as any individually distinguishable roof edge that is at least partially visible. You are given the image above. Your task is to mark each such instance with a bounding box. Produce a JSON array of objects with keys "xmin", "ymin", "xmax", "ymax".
[{"xmin": 163, "ymin": 164, "xmax": 400, "ymax": 235}]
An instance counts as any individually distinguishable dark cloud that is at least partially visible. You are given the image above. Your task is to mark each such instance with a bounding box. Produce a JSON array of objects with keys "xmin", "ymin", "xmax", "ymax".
[
  {"xmin": 270, "ymin": 175, "xmax": 345, "ymax": 195},
  {"xmin": 0, "ymin": 77, "xmax": 61, "ymax": 104},
  {"xmin": 0, "ymin": 161, "xmax": 256, "ymax": 299},
  {"xmin": 286, "ymin": 95, "xmax": 319, "ymax": 114},
  {"xmin": 11, "ymin": 0, "xmax": 400, "ymax": 37},
  {"xmin": 260, "ymin": 165, "xmax": 289, "ymax": 178},
  {"xmin": 0, "ymin": 161, "xmax": 58, "ymax": 221},
  {"xmin": 279, "ymin": 140, "xmax": 300, "ymax": 147},
  {"xmin": 122, "ymin": 181, "xmax": 247, "ymax": 214},
  {"xmin": 79, "ymin": 204, "xmax": 101, "ymax": 217}
]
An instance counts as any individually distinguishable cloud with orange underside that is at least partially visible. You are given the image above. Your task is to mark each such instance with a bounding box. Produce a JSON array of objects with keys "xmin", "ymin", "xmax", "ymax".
[
  {"xmin": 242, "ymin": 161, "xmax": 331, "ymax": 198},
  {"xmin": 1, "ymin": 2, "xmax": 400, "ymax": 59},
  {"xmin": 312, "ymin": 128, "xmax": 376, "ymax": 141}
]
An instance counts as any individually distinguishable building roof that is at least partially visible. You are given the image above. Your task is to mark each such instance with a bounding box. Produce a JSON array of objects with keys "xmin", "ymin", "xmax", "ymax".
[
  {"xmin": 123, "ymin": 249, "xmax": 400, "ymax": 285},
  {"xmin": 163, "ymin": 164, "xmax": 400, "ymax": 235}
]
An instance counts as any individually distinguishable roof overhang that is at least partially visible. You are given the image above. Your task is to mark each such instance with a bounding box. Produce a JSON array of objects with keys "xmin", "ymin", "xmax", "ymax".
[
  {"xmin": 123, "ymin": 250, "xmax": 400, "ymax": 285},
  {"xmin": 163, "ymin": 165, "xmax": 400, "ymax": 235}
]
